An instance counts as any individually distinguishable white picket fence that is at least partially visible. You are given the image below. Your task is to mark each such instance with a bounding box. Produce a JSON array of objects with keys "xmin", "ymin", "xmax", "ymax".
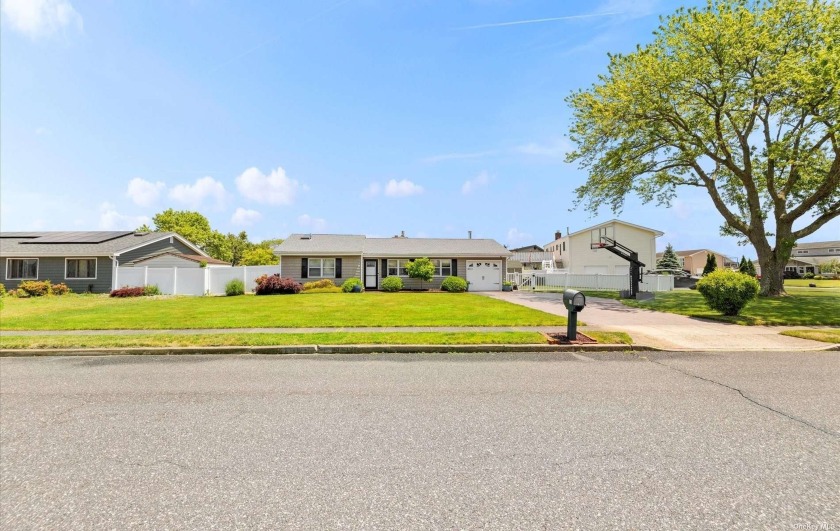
[
  {"xmin": 506, "ymin": 272, "xmax": 674, "ymax": 292},
  {"xmin": 115, "ymin": 265, "xmax": 281, "ymax": 296}
]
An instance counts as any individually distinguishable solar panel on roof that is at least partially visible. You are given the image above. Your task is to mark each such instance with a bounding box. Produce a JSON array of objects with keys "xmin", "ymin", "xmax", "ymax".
[
  {"xmin": 0, "ymin": 232, "xmax": 44, "ymax": 238},
  {"xmin": 20, "ymin": 231, "xmax": 134, "ymax": 244}
]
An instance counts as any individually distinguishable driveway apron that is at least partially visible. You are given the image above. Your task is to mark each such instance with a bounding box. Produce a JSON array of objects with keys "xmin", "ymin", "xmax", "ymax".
[{"xmin": 479, "ymin": 291, "xmax": 829, "ymax": 351}]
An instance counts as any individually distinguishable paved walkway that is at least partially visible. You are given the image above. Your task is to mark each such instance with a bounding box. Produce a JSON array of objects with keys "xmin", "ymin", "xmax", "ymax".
[{"xmin": 479, "ymin": 291, "xmax": 832, "ymax": 351}]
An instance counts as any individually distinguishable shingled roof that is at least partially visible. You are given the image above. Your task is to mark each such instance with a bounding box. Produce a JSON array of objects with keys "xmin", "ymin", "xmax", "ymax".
[
  {"xmin": 275, "ymin": 234, "xmax": 511, "ymax": 257},
  {"xmin": 0, "ymin": 231, "xmax": 205, "ymax": 257}
]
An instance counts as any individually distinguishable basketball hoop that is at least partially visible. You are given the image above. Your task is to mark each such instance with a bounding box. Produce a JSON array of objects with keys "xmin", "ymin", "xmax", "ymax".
[{"xmin": 590, "ymin": 242, "xmax": 606, "ymax": 249}]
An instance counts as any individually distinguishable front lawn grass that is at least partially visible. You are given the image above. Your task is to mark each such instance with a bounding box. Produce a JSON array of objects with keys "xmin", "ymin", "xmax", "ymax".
[
  {"xmin": 779, "ymin": 329, "xmax": 840, "ymax": 343},
  {"xmin": 584, "ymin": 331, "xmax": 633, "ymax": 344},
  {"xmin": 783, "ymin": 279, "xmax": 840, "ymax": 289},
  {"xmin": 0, "ymin": 292, "xmax": 566, "ymax": 331},
  {"xmin": 621, "ymin": 287, "xmax": 839, "ymax": 325},
  {"xmin": 0, "ymin": 332, "xmax": 549, "ymax": 349}
]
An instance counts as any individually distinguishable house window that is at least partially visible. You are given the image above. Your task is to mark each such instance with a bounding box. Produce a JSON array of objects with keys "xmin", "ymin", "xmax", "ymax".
[
  {"xmin": 431, "ymin": 259, "xmax": 452, "ymax": 276},
  {"xmin": 6, "ymin": 258, "xmax": 38, "ymax": 280},
  {"xmin": 796, "ymin": 250, "xmax": 809, "ymax": 254},
  {"xmin": 387, "ymin": 259, "xmax": 408, "ymax": 276},
  {"xmin": 308, "ymin": 258, "xmax": 335, "ymax": 278},
  {"xmin": 66, "ymin": 258, "xmax": 97, "ymax": 279},
  {"xmin": 678, "ymin": 257, "xmax": 685, "ymax": 268},
  {"xmin": 562, "ymin": 242, "xmax": 566, "ymax": 252}
]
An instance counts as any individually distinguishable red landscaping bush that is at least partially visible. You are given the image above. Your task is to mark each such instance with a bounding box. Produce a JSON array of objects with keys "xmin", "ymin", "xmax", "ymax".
[
  {"xmin": 255, "ymin": 274, "xmax": 302, "ymax": 295},
  {"xmin": 110, "ymin": 286, "xmax": 146, "ymax": 298}
]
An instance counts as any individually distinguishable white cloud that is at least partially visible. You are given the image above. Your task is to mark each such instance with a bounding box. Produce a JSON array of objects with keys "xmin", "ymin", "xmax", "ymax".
[
  {"xmin": 384, "ymin": 179, "xmax": 424, "ymax": 197},
  {"xmin": 235, "ymin": 166, "xmax": 304, "ymax": 206},
  {"xmin": 1, "ymin": 0, "xmax": 83, "ymax": 38},
  {"xmin": 506, "ymin": 228, "xmax": 533, "ymax": 247},
  {"xmin": 461, "ymin": 171, "xmax": 490, "ymax": 195},
  {"xmin": 98, "ymin": 202, "xmax": 149, "ymax": 230},
  {"xmin": 168, "ymin": 176, "xmax": 227, "ymax": 209},
  {"xmin": 516, "ymin": 137, "xmax": 572, "ymax": 158},
  {"xmin": 126, "ymin": 178, "xmax": 166, "ymax": 207},
  {"xmin": 297, "ymin": 214, "xmax": 327, "ymax": 232},
  {"xmin": 230, "ymin": 207, "xmax": 262, "ymax": 226},
  {"xmin": 360, "ymin": 182, "xmax": 381, "ymax": 199}
]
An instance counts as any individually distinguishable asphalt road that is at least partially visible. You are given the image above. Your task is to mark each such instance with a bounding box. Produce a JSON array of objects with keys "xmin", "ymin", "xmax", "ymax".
[{"xmin": 2, "ymin": 351, "xmax": 838, "ymax": 530}]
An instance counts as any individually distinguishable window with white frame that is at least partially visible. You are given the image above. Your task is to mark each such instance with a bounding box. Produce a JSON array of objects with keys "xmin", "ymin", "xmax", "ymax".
[
  {"xmin": 66, "ymin": 258, "xmax": 96, "ymax": 279},
  {"xmin": 308, "ymin": 258, "xmax": 335, "ymax": 278},
  {"xmin": 796, "ymin": 250, "xmax": 809, "ymax": 254},
  {"xmin": 431, "ymin": 259, "xmax": 452, "ymax": 276},
  {"xmin": 387, "ymin": 259, "xmax": 408, "ymax": 276},
  {"xmin": 6, "ymin": 258, "xmax": 38, "ymax": 280}
]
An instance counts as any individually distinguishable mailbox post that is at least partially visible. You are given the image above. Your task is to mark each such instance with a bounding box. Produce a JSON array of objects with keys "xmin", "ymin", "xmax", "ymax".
[{"xmin": 562, "ymin": 289, "xmax": 586, "ymax": 341}]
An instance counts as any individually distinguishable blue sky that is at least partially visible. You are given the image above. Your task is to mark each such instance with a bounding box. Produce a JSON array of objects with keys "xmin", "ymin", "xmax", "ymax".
[{"xmin": 2, "ymin": 0, "xmax": 837, "ymax": 259}]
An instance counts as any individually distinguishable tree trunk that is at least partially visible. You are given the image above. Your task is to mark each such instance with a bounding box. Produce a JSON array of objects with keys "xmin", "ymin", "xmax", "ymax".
[{"xmin": 756, "ymin": 250, "xmax": 787, "ymax": 297}]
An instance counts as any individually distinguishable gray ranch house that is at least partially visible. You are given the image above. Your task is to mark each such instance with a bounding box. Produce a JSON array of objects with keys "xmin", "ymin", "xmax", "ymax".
[
  {"xmin": 274, "ymin": 234, "xmax": 511, "ymax": 291},
  {"xmin": 1, "ymin": 231, "xmax": 211, "ymax": 293}
]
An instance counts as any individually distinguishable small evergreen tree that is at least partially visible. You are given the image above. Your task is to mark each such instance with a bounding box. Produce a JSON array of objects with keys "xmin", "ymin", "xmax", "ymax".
[
  {"xmin": 744, "ymin": 259, "xmax": 757, "ymax": 277},
  {"xmin": 702, "ymin": 253, "xmax": 717, "ymax": 276},
  {"xmin": 656, "ymin": 244, "xmax": 681, "ymax": 271},
  {"xmin": 738, "ymin": 256, "xmax": 749, "ymax": 274},
  {"xmin": 405, "ymin": 257, "xmax": 435, "ymax": 290}
]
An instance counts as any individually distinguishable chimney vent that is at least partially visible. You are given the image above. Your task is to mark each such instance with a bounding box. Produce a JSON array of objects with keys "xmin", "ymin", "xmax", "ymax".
[
  {"xmin": 401, "ymin": 230, "xmax": 405, "ymax": 238},
  {"xmin": 468, "ymin": 230, "xmax": 472, "ymax": 239}
]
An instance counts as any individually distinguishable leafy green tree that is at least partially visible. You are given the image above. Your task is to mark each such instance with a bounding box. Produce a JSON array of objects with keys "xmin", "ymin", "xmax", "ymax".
[
  {"xmin": 226, "ymin": 231, "xmax": 253, "ymax": 266},
  {"xmin": 702, "ymin": 253, "xmax": 718, "ymax": 276},
  {"xmin": 405, "ymin": 257, "xmax": 435, "ymax": 290},
  {"xmin": 738, "ymin": 256, "xmax": 749, "ymax": 274},
  {"xmin": 656, "ymin": 244, "xmax": 682, "ymax": 271},
  {"xmin": 566, "ymin": 0, "xmax": 840, "ymax": 297},
  {"xmin": 240, "ymin": 247, "xmax": 278, "ymax": 266},
  {"xmin": 820, "ymin": 259, "xmax": 840, "ymax": 275},
  {"xmin": 149, "ymin": 209, "xmax": 230, "ymax": 261}
]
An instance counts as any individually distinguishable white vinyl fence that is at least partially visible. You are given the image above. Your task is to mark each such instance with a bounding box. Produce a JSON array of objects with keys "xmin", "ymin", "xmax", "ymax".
[
  {"xmin": 506, "ymin": 272, "xmax": 674, "ymax": 292},
  {"xmin": 115, "ymin": 265, "xmax": 281, "ymax": 296}
]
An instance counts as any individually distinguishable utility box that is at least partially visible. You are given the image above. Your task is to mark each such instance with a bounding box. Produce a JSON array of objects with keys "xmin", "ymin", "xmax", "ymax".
[{"xmin": 562, "ymin": 289, "xmax": 586, "ymax": 340}]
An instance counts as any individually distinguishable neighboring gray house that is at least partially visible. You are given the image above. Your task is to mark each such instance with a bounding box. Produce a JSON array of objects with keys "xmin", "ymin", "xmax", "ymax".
[
  {"xmin": 1, "ymin": 231, "xmax": 209, "ymax": 293},
  {"xmin": 754, "ymin": 240, "xmax": 840, "ymax": 276},
  {"xmin": 274, "ymin": 234, "xmax": 511, "ymax": 291}
]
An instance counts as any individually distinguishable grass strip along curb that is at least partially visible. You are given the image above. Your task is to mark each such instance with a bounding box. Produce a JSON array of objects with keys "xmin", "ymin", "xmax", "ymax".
[{"xmin": 0, "ymin": 343, "xmax": 654, "ymax": 357}]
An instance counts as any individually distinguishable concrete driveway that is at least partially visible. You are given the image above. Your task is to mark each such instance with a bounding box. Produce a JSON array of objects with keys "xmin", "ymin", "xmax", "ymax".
[{"xmin": 480, "ymin": 291, "xmax": 830, "ymax": 351}]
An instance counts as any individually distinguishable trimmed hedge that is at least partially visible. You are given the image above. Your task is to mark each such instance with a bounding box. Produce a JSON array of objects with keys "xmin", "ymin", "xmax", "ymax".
[
  {"xmin": 381, "ymin": 276, "xmax": 403, "ymax": 292},
  {"xmin": 255, "ymin": 274, "xmax": 302, "ymax": 295},
  {"xmin": 440, "ymin": 276, "xmax": 467, "ymax": 292},
  {"xmin": 17, "ymin": 280, "xmax": 71, "ymax": 297},
  {"xmin": 303, "ymin": 279, "xmax": 336, "ymax": 291},
  {"xmin": 341, "ymin": 278, "xmax": 363, "ymax": 293},
  {"xmin": 696, "ymin": 269, "xmax": 760, "ymax": 316}
]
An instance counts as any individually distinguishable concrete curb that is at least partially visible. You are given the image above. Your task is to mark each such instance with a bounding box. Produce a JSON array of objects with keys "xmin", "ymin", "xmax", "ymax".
[{"xmin": 0, "ymin": 343, "xmax": 657, "ymax": 357}]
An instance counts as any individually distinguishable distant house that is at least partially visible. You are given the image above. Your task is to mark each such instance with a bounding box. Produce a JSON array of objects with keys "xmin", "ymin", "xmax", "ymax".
[
  {"xmin": 274, "ymin": 233, "xmax": 511, "ymax": 291},
  {"xmin": 655, "ymin": 249, "xmax": 736, "ymax": 276},
  {"xmin": 127, "ymin": 252, "xmax": 231, "ymax": 268},
  {"xmin": 754, "ymin": 240, "xmax": 840, "ymax": 276},
  {"xmin": 543, "ymin": 220, "xmax": 663, "ymax": 275},
  {"xmin": 507, "ymin": 244, "xmax": 555, "ymax": 273},
  {"xmin": 1, "ymin": 231, "xmax": 212, "ymax": 293}
]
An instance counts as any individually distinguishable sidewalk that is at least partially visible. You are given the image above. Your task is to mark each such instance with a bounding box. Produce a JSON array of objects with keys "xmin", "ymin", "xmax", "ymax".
[{"xmin": 479, "ymin": 291, "xmax": 832, "ymax": 351}]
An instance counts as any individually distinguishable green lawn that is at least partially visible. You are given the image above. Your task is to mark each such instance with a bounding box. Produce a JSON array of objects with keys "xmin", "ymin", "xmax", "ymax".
[
  {"xmin": 0, "ymin": 332, "xmax": 549, "ymax": 349},
  {"xmin": 0, "ymin": 292, "xmax": 566, "ymax": 331},
  {"xmin": 779, "ymin": 329, "xmax": 840, "ymax": 343},
  {"xmin": 783, "ymin": 279, "xmax": 840, "ymax": 289},
  {"xmin": 622, "ymin": 287, "xmax": 840, "ymax": 325}
]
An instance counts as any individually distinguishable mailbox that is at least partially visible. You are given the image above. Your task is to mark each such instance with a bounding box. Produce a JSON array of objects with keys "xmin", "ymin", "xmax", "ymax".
[
  {"xmin": 563, "ymin": 290, "xmax": 586, "ymax": 313},
  {"xmin": 562, "ymin": 289, "xmax": 585, "ymax": 341}
]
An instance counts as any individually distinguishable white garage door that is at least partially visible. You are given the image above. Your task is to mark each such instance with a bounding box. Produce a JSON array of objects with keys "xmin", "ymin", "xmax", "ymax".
[
  {"xmin": 466, "ymin": 261, "xmax": 502, "ymax": 291},
  {"xmin": 614, "ymin": 265, "xmax": 630, "ymax": 276},
  {"xmin": 584, "ymin": 265, "xmax": 609, "ymax": 275}
]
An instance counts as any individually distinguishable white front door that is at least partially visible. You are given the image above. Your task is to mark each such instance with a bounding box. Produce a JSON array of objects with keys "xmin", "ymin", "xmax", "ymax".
[
  {"xmin": 466, "ymin": 261, "xmax": 502, "ymax": 291},
  {"xmin": 365, "ymin": 260, "xmax": 377, "ymax": 289}
]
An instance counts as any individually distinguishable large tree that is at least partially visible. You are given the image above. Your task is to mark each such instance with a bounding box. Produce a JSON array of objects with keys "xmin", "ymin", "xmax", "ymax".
[{"xmin": 566, "ymin": 0, "xmax": 839, "ymax": 296}]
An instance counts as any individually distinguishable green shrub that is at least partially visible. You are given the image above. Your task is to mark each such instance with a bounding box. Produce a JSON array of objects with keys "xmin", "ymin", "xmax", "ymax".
[
  {"xmin": 440, "ymin": 276, "xmax": 467, "ymax": 293},
  {"xmin": 803, "ymin": 272, "xmax": 815, "ymax": 279},
  {"xmin": 225, "ymin": 279, "xmax": 245, "ymax": 296},
  {"xmin": 303, "ymin": 279, "xmax": 336, "ymax": 291},
  {"xmin": 696, "ymin": 269, "xmax": 760, "ymax": 316},
  {"xmin": 341, "ymin": 278, "xmax": 363, "ymax": 293},
  {"xmin": 18, "ymin": 280, "xmax": 52, "ymax": 297},
  {"xmin": 380, "ymin": 276, "xmax": 403, "ymax": 292},
  {"xmin": 0, "ymin": 284, "xmax": 6, "ymax": 297},
  {"xmin": 144, "ymin": 284, "xmax": 161, "ymax": 296}
]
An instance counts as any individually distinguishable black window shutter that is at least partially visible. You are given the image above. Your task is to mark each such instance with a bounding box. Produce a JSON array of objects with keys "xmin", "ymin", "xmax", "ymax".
[
  {"xmin": 335, "ymin": 258, "xmax": 342, "ymax": 278},
  {"xmin": 452, "ymin": 259, "xmax": 457, "ymax": 276},
  {"xmin": 381, "ymin": 259, "xmax": 387, "ymax": 276},
  {"xmin": 301, "ymin": 258, "xmax": 308, "ymax": 279}
]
